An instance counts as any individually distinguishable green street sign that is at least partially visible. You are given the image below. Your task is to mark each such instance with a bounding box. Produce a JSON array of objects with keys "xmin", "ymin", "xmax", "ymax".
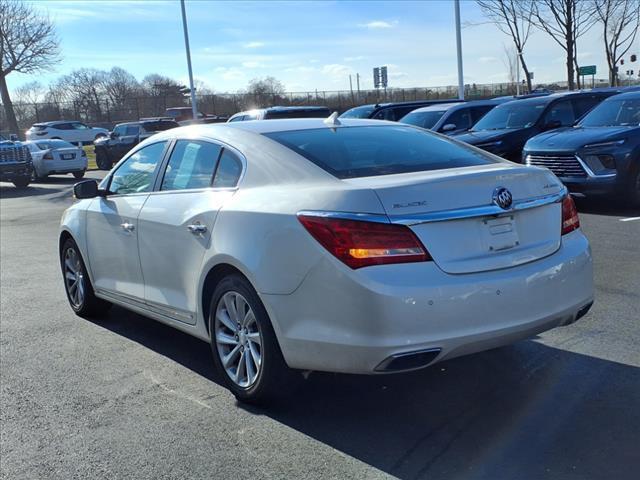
[{"xmin": 578, "ymin": 65, "xmax": 596, "ymax": 75}]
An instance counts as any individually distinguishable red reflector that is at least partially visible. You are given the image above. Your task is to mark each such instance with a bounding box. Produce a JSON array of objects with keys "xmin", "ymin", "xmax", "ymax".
[
  {"xmin": 561, "ymin": 195, "xmax": 580, "ymax": 235},
  {"xmin": 298, "ymin": 215, "xmax": 431, "ymax": 269}
]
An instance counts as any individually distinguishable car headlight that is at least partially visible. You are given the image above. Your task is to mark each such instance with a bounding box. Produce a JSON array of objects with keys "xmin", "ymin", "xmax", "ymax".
[
  {"xmin": 583, "ymin": 154, "xmax": 616, "ymax": 172},
  {"xmin": 583, "ymin": 139, "xmax": 625, "ymax": 148}
]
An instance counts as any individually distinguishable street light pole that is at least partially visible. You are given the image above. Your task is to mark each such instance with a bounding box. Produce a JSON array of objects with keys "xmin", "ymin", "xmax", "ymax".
[
  {"xmin": 454, "ymin": 0, "xmax": 464, "ymax": 100},
  {"xmin": 180, "ymin": 0, "xmax": 198, "ymax": 120}
]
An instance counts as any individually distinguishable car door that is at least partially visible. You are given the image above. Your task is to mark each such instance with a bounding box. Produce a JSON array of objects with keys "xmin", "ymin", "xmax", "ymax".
[
  {"xmin": 439, "ymin": 107, "xmax": 474, "ymax": 134},
  {"xmin": 116, "ymin": 125, "xmax": 141, "ymax": 159},
  {"xmin": 137, "ymin": 141, "xmax": 243, "ymax": 323},
  {"xmin": 85, "ymin": 141, "xmax": 169, "ymax": 301},
  {"xmin": 70, "ymin": 122, "xmax": 92, "ymax": 144}
]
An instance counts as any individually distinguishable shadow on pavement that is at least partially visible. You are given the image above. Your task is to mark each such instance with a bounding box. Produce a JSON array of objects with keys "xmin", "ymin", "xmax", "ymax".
[
  {"xmin": 92, "ymin": 306, "xmax": 640, "ymax": 480},
  {"xmin": 0, "ymin": 176, "xmax": 81, "ymax": 199},
  {"xmin": 575, "ymin": 196, "xmax": 640, "ymax": 217}
]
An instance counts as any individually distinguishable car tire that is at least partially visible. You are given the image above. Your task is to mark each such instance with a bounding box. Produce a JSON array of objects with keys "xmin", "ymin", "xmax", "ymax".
[
  {"xmin": 208, "ymin": 274, "xmax": 294, "ymax": 404},
  {"xmin": 73, "ymin": 171, "xmax": 85, "ymax": 179},
  {"xmin": 12, "ymin": 177, "xmax": 30, "ymax": 188},
  {"xmin": 60, "ymin": 238, "xmax": 112, "ymax": 318},
  {"xmin": 628, "ymin": 168, "xmax": 640, "ymax": 207},
  {"xmin": 95, "ymin": 150, "xmax": 111, "ymax": 170}
]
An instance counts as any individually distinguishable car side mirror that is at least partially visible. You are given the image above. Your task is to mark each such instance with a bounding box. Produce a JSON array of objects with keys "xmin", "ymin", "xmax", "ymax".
[
  {"xmin": 110, "ymin": 132, "xmax": 118, "ymax": 139},
  {"xmin": 441, "ymin": 123, "xmax": 457, "ymax": 132},
  {"xmin": 73, "ymin": 180, "xmax": 100, "ymax": 199},
  {"xmin": 544, "ymin": 120, "xmax": 561, "ymax": 131},
  {"xmin": 9, "ymin": 134, "xmax": 18, "ymax": 141}
]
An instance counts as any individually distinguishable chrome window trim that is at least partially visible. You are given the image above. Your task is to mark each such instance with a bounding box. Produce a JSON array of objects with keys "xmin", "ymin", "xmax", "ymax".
[{"xmin": 389, "ymin": 189, "xmax": 567, "ymax": 225}]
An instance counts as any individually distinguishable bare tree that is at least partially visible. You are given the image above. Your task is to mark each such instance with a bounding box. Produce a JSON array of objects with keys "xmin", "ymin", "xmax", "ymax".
[
  {"xmin": 57, "ymin": 69, "xmax": 108, "ymax": 121},
  {"xmin": 245, "ymin": 76, "xmax": 285, "ymax": 107},
  {"xmin": 476, "ymin": 0, "xmax": 535, "ymax": 91},
  {"xmin": 13, "ymin": 80, "xmax": 44, "ymax": 104},
  {"xmin": 595, "ymin": 0, "xmax": 640, "ymax": 86},
  {"xmin": 0, "ymin": 0, "xmax": 60, "ymax": 136},
  {"xmin": 532, "ymin": 0, "xmax": 598, "ymax": 90},
  {"xmin": 104, "ymin": 66, "xmax": 140, "ymax": 107},
  {"xmin": 503, "ymin": 44, "xmax": 518, "ymax": 84}
]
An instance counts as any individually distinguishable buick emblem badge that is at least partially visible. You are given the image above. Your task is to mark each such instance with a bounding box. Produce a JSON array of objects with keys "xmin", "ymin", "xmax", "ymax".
[{"xmin": 492, "ymin": 187, "xmax": 513, "ymax": 210}]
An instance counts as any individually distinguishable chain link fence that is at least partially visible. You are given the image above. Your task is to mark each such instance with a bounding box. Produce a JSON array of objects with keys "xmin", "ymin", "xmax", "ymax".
[{"xmin": 3, "ymin": 78, "xmax": 632, "ymax": 137}]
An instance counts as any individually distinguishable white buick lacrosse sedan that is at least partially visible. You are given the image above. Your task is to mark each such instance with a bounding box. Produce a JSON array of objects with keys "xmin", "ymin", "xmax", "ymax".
[{"xmin": 60, "ymin": 117, "xmax": 594, "ymax": 402}]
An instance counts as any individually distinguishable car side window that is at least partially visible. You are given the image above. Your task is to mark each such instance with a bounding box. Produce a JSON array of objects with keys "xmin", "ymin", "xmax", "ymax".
[
  {"xmin": 212, "ymin": 149, "xmax": 242, "ymax": 188},
  {"xmin": 543, "ymin": 100, "xmax": 575, "ymax": 126},
  {"xmin": 161, "ymin": 140, "xmax": 222, "ymax": 191},
  {"xmin": 54, "ymin": 123, "xmax": 72, "ymax": 130},
  {"xmin": 109, "ymin": 142, "xmax": 167, "ymax": 195},
  {"xmin": 72, "ymin": 123, "xmax": 89, "ymax": 130},
  {"xmin": 572, "ymin": 96, "xmax": 602, "ymax": 119},
  {"xmin": 124, "ymin": 125, "xmax": 140, "ymax": 136},
  {"xmin": 112, "ymin": 125, "xmax": 126, "ymax": 136},
  {"xmin": 445, "ymin": 108, "xmax": 473, "ymax": 130},
  {"xmin": 471, "ymin": 105, "xmax": 494, "ymax": 123},
  {"xmin": 229, "ymin": 115, "xmax": 245, "ymax": 122}
]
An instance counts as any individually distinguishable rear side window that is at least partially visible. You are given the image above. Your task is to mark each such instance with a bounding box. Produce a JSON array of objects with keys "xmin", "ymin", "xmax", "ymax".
[
  {"xmin": 161, "ymin": 140, "xmax": 221, "ymax": 191},
  {"xmin": 264, "ymin": 125, "xmax": 497, "ymax": 179},
  {"xmin": 572, "ymin": 96, "xmax": 604, "ymax": 119},
  {"xmin": 470, "ymin": 105, "xmax": 495, "ymax": 123},
  {"xmin": 444, "ymin": 108, "xmax": 473, "ymax": 130},
  {"xmin": 543, "ymin": 100, "xmax": 575, "ymax": 126},
  {"xmin": 212, "ymin": 149, "xmax": 242, "ymax": 188},
  {"xmin": 124, "ymin": 125, "xmax": 140, "ymax": 136}
]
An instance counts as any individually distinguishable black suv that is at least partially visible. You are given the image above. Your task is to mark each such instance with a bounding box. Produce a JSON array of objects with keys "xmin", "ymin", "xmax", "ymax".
[
  {"xmin": 452, "ymin": 91, "xmax": 618, "ymax": 162},
  {"xmin": 340, "ymin": 100, "xmax": 465, "ymax": 121},
  {"xmin": 94, "ymin": 118, "xmax": 178, "ymax": 170},
  {"xmin": 0, "ymin": 134, "xmax": 33, "ymax": 188}
]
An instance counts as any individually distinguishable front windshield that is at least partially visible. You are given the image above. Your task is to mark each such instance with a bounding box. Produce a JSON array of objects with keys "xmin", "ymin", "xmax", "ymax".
[
  {"xmin": 399, "ymin": 110, "xmax": 446, "ymax": 129},
  {"xmin": 579, "ymin": 97, "xmax": 640, "ymax": 127},
  {"xmin": 473, "ymin": 102, "xmax": 546, "ymax": 130},
  {"xmin": 340, "ymin": 105, "xmax": 375, "ymax": 119}
]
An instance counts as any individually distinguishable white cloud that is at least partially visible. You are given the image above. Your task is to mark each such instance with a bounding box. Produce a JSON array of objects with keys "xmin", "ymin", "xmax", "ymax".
[
  {"xmin": 478, "ymin": 56, "xmax": 498, "ymax": 64},
  {"xmin": 213, "ymin": 67, "xmax": 245, "ymax": 81},
  {"xmin": 359, "ymin": 20, "xmax": 397, "ymax": 29},
  {"xmin": 242, "ymin": 61, "xmax": 265, "ymax": 68},
  {"xmin": 244, "ymin": 41, "xmax": 265, "ymax": 49},
  {"xmin": 322, "ymin": 64, "xmax": 353, "ymax": 78},
  {"xmin": 344, "ymin": 56, "xmax": 366, "ymax": 62}
]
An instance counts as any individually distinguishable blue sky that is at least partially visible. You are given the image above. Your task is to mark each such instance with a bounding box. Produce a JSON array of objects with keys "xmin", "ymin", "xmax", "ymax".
[{"xmin": 7, "ymin": 0, "xmax": 623, "ymax": 95}]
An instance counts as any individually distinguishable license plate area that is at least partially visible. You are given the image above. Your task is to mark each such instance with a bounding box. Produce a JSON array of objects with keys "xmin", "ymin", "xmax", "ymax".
[
  {"xmin": 62, "ymin": 154, "xmax": 74, "ymax": 160},
  {"xmin": 482, "ymin": 215, "xmax": 519, "ymax": 252}
]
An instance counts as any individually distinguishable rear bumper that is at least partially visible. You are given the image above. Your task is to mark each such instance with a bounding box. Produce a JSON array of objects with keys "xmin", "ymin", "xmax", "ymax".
[
  {"xmin": 262, "ymin": 230, "xmax": 594, "ymax": 374},
  {"xmin": 0, "ymin": 162, "xmax": 33, "ymax": 181},
  {"xmin": 36, "ymin": 159, "xmax": 87, "ymax": 176},
  {"xmin": 563, "ymin": 175, "xmax": 624, "ymax": 196}
]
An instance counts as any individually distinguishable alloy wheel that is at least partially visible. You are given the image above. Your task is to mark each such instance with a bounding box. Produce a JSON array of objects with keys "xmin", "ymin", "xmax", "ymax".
[
  {"xmin": 64, "ymin": 247, "xmax": 85, "ymax": 308},
  {"xmin": 214, "ymin": 291, "xmax": 263, "ymax": 388}
]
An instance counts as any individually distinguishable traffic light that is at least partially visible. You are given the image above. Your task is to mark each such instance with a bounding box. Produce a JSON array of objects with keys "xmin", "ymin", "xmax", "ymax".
[{"xmin": 631, "ymin": 54, "xmax": 637, "ymax": 62}]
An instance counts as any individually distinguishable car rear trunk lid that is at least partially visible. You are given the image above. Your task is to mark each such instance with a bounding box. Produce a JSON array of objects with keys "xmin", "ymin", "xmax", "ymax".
[{"xmin": 346, "ymin": 164, "xmax": 566, "ymax": 274}]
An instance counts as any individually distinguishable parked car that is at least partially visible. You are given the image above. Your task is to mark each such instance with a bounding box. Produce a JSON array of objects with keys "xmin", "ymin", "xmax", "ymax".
[
  {"xmin": 94, "ymin": 118, "xmax": 179, "ymax": 170},
  {"xmin": 165, "ymin": 107, "xmax": 228, "ymax": 125},
  {"xmin": 340, "ymin": 100, "xmax": 465, "ymax": 121},
  {"xmin": 0, "ymin": 134, "xmax": 33, "ymax": 188},
  {"xmin": 452, "ymin": 91, "xmax": 617, "ymax": 162},
  {"xmin": 26, "ymin": 121, "xmax": 109, "ymax": 145},
  {"xmin": 399, "ymin": 99, "xmax": 507, "ymax": 135},
  {"xmin": 227, "ymin": 106, "xmax": 331, "ymax": 122},
  {"xmin": 60, "ymin": 118, "xmax": 594, "ymax": 403},
  {"xmin": 25, "ymin": 139, "xmax": 87, "ymax": 180},
  {"xmin": 524, "ymin": 91, "xmax": 640, "ymax": 205}
]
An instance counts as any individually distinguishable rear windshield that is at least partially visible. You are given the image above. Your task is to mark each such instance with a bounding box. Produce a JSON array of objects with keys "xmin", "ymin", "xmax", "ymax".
[
  {"xmin": 264, "ymin": 109, "xmax": 330, "ymax": 120},
  {"xmin": 339, "ymin": 106, "xmax": 375, "ymax": 119},
  {"xmin": 264, "ymin": 125, "xmax": 497, "ymax": 179},
  {"xmin": 35, "ymin": 140, "xmax": 75, "ymax": 150}
]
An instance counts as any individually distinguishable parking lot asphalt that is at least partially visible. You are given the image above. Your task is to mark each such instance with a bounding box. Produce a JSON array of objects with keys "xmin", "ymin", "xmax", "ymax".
[{"xmin": 1, "ymin": 173, "xmax": 639, "ymax": 480}]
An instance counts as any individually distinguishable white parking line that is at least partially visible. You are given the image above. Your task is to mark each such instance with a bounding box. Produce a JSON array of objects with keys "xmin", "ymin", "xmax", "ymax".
[{"xmin": 620, "ymin": 217, "xmax": 640, "ymax": 222}]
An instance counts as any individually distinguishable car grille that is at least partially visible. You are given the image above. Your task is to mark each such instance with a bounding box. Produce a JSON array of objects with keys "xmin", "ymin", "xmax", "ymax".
[
  {"xmin": 0, "ymin": 146, "xmax": 31, "ymax": 164},
  {"xmin": 526, "ymin": 154, "xmax": 587, "ymax": 178}
]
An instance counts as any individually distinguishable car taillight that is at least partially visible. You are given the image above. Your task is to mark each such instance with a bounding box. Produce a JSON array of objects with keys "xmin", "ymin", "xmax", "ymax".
[
  {"xmin": 43, "ymin": 152, "xmax": 53, "ymax": 160},
  {"xmin": 298, "ymin": 214, "xmax": 431, "ymax": 269},
  {"xmin": 561, "ymin": 195, "xmax": 580, "ymax": 235}
]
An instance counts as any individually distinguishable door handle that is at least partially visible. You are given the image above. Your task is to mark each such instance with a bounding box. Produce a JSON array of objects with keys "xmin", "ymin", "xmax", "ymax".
[
  {"xmin": 120, "ymin": 222, "xmax": 135, "ymax": 232},
  {"xmin": 187, "ymin": 223, "xmax": 207, "ymax": 235}
]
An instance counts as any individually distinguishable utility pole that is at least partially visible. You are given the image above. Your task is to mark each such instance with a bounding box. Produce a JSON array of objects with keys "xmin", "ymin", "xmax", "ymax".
[
  {"xmin": 180, "ymin": 0, "xmax": 198, "ymax": 120},
  {"xmin": 516, "ymin": 51, "xmax": 520, "ymax": 96},
  {"xmin": 356, "ymin": 73, "xmax": 361, "ymax": 100},
  {"xmin": 454, "ymin": 0, "xmax": 464, "ymax": 100},
  {"xmin": 349, "ymin": 75, "xmax": 354, "ymax": 103}
]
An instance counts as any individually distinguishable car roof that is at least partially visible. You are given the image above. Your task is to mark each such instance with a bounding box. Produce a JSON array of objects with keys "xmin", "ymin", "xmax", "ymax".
[
  {"xmin": 409, "ymin": 99, "xmax": 503, "ymax": 114},
  {"xmin": 603, "ymin": 90, "xmax": 640, "ymax": 100},
  {"xmin": 33, "ymin": 120, "xmax": 76, "ymax": 126},
  {"xmin": 265, "ymin": 106, "xmax": 330, "ymax": 112}
]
